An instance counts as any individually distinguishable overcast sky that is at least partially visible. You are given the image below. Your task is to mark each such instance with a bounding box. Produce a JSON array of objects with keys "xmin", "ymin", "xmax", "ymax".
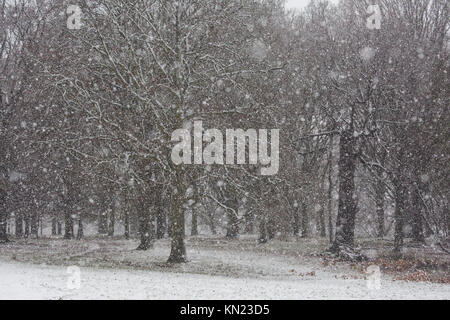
[{"xmin": 285, "ymin": 0, "xmax": 339, "ymax": 10}]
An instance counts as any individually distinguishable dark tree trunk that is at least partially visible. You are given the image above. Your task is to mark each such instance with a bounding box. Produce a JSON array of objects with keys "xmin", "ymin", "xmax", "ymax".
[
  {"xmin": 191, "ymin": 210, "xmax": 198, "ymax": 236},
  {"xmin": 57, "ymin": 221, "xmax": 62, "ymax": 235},
  {"xmin": 98, "ymin": 212, "xmax": 108, "ymax": 235},
  {"xmin": 225, "ymin": 209, "xmax": 239, "ymax": 239},
  {"xmin": 108, "ymin": 210, "xmax": 115, "ymax": 237},
  {"xmin": 15, "ymin": 214, "xmax": 24, "ymax": 238},
  {"xmin": 136, "ymin": 202, "xmax": 153, "ymax": 250},
  {"xmin": 51, "ymin": 217, "xmax": 57, "ymax": 236},
  {"xmin": 393, "ymin": 182, "xmax": 406, "ymax": 254},
  {"xmin": 24, "ymin": 213, "xmax": 30, "ymax": 238},
  {"xmin": 156, "ymin": 194, "xmax": 166, "ymax": 239},
  {"xmin": 330, "ymin": 130, "xmax": 359, "ymax": 257},
  {"xmin": 411, "ymin": 187, "xmax": 425, "ymax": 244},
  {"xmin": 375, "ymin": 179, "xmax": 385, "ymax": 238},
  {"xmin": 31, "ymin": 211, "xmax": 39, "ymax": 238},
  {"xmin": 76, "ymin": 218, "xmax": 84, "ymax": 240},
  {"xmin": 124, "ymin": 211, "xmax": 130, "ymax": 240},
  {"xmin": 300, "ymin": 201, "xmax": 309, "ymax": 238},
  {"xmin": 64, "ymin": 209, "xmax": 74, "ymax": 239},
  {"xmin": 167, "ymin": 182, "xmax": 187, "ymax": 263},
  {"xmin": 244, "ymin": 211, "xmax": 254, "ymax": 234},
  {"xmin": 0, "ymin": 189, "xmax": 8, "ymax": 243},
  {"xmin": 292, "ymin": 208, "xmax": 300, "ymax": 236},
  {"xmin": 258, "ymin": 214, "xmax": 268, "ymax": 244},
  {"xmin": 327, "ymin": 136, "xmax": 334, "ymax": 243}
]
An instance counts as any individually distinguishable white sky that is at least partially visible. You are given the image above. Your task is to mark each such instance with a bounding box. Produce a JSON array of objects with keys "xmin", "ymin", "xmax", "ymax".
[{"xmin": 285, "ymin": 0, "xmax": 339, "ymax": 10}]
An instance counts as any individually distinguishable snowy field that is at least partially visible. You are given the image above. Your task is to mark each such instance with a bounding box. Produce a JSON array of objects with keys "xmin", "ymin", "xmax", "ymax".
[
  {"xmin": 0, "ymin": 237, "xmax": 448, "ymax": 300},
  {"xmin": 0, "ymin": 260, "xmax": 449, "ymax": 300}
]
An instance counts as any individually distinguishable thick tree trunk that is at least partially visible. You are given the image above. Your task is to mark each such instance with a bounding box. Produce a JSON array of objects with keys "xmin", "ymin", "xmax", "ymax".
[
  {"xmin": 136, "ymin": 200, "xmax": 153, "ymax": 251},
  {"xmin": 330, "ymin": 130, "xmax": 362, "ymax": 260},
  {"xmin": 15, "ymin": 214, "xmax": 24, "ymax": 238},
  {"xmin": 98, "ymin": 212, "xmax": 108, "ymax": 235},
  {"xmin": 24, "ymin": 213, "xmax": 30, "ymax": 238},
  {"xmin": 244, "ymin": 211, "xmax": 254, "ymax": 234},
  {"xmin": 191, "ymin": 210, "xmax": 198, "ymax": 236},
  {"xmin": 31, "ymin": 211, "xmax": 39, "ymax": 238},
  {"xmin": 0, "ymin": 189, "xmax": 8, "ymax": 243},
  {"xmin": 64, "ymin": 209, "xmax": 74, "ymax": 239},
  {"xmin": 51, "ymin": 217, "xmax": 57, "ymax": 236},
  {"xmin": 225, "ymin": 209, "xmax": 239, "ymax": 239},
  {"xmin": 375, "ymin": 179, "xmax": 385, "ymax": 238},
  {"xmin": 411, "ymin": 187, "xmax": 425, "ymax": 244},
  {"xmin": 167, "ymin": 183, "xmax": 187, "ymax": 263}
]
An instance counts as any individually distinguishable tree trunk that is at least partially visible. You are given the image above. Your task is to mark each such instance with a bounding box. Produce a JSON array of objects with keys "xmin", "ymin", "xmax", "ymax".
[
  {"xmin": 64, "ymin": 209, "xmax": 74, "ymax": 239},
  {"xmin": 327, "ymin": 136, "xmax": 334, "ymax": 243},
  {"xmin": 108, "ymin": 210, "xmax": 115, "ymax": 237},
  {"xmin": 167, "ymin": 181, "xmax": 187, "ymax": 263},
  {"xmin": 393, "ymin": 182, "xmax": 406, "ymax": 254},
  {"xmin": 76, "ymin": 217, "xmax": 84, "ymax": 240},
  {"xmin": 411, "ymin": 187, "xmax": 425, "ymax": 244},
  {"xmin": 24, "ymin": 213, "xmax": 30, "ymax": 238},
  {"xmin": 51, "ymin": 217, "xmax": 57, "ymax": 236},
  {"xmin": 300, "ymin": 201, "xmax": 309, "ymax": 238},
  {"xmin": 375, "ymin": 179, "xmax": 385, "ymax": 238},
  {"xmin": 57, "ymin": 221, "xmax": 62, "ymax": 235},
  {"xmin": 136, "ymin": 200, "xmax": 153, "ymax": 250},
  {"xmin": 292, "ymin": 208, "xmax": 300, "ymax": 236},
  {"xmin": 156, "ymin": 195, "xmax": 166, "ymax": 239},
  {"xmin": 31, "ymin": 211, "xmax": 39, "ymax": 238},
  {"xmin": 15, "ymin": 214, "xmax": 24, "ymax": 238},
  {"xmin": 191, "ymin": 210, "xmax": 198, "ymax": 236},
  {"xmin": 98, "ymin": 212, "xmax": 108, "ymax": 235},
  {"xmin": 124, "ymin": 211, "xmax": 130, "ymax": 240},
  {"xmin": 0, "ymin": 189, "xmax": 8, "ymax": 243},
  {"xmin": 330, "ymin": 130, "xmax": 359, "ymax": 256},
  {"xmin": 258, "ymin": 213, "xmax": 268, "ymax": 244}
]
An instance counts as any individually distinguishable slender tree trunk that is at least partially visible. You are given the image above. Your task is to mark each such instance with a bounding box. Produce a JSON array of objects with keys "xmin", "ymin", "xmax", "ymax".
[
  {"xmin": 108, "ymin": 210, "xmax": 115, "ymax": 237},
  {"xmin": 331, "ymin": 130, "xmax": 358, "ymax": 253},
  {"xmin": 24, "ymin": 213, "xmax": 30, "ymax": 238},
  {"xmin": 167, "ymin": 182, "xmax": 187, "ymax": 263},
  {"xmin": 293, "ymin": 208, "xmax": 300, "ymax": 236},
  {"xmin": 57, "ymin": 221, "xmax": 62, "ymax": 235},
  {"xmin": 124, "ymin": 211, "xmax": 130, "ymax": 240},
  {"xmin": 393, "ymin": 182, "xmax": 406, "ymax": 254},
  {"xmin": 258, "ymin": 213, "xmax": 268, "ymax": 244},
  {"xmin": 156, "ymin": 194, "xmax": 166, "ymax": 239},
  {"xmin": 0, "ymin": 189, "xmax": 8, "ymax": 243},
  {"xmin": 76, "ymin": 217, "xmax": 84, "ymax": 240},
  {"xmin": 225, "ymin": 209, "xmax": 239, "ymax": 239},
  {"xmin": 327, "ymin": 136, "xmax": 334, "ymax": 243},
  {"xmin": 300, "ymin": 201, "xmax": 309, "ymax": 238},
  {"xmin": 375, "ymin": 179, "xmax": 385, "ymax": 238}
]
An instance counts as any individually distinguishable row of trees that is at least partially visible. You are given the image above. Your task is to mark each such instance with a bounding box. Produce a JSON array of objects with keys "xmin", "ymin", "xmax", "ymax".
[{"xmin": 0, "ymin": 0, "xmax": 448, "ymax": 261}]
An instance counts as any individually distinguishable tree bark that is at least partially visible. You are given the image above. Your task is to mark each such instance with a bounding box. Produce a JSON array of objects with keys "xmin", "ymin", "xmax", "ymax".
[
  {"xmin": 330, "ymin": 130, "xmax": 359, "ymax": 255},
  {"xmin": 375, "ymin": 179, "xmax": 385, "ymax": 238},
  {"xmin": 167, "ymin": 182, "xmax": 187, "ymax": 263},
  {"xmin": 411, "ymin": 186, "xmax": 425, "ymax": 244},
  {"xmin": 300, "ymin": 201, "xmax": 309, "ymax": 238},
  {"xmin": 393, "ymin": 182, "xmax": 406, "ymax": 254},
  {"xmin": 64, "ymin": 209, "xmax": 74, "ymax": 239},
  {"xmin": 108, "ymin": 210, "xmax": 115, "ymax": 237},
  {"xmin": 191, "ymin": 210, "xmax": 198, "ymax": 236},
  {"xmin": 0, "ymin": 189, "xmax": 8, "ymax": 243},
  {"xmin": 98, "ymin": 212, "xmax": 108, "ymax": 235},
  {"xmin": 76, "ymin": 217, "xmax": 84, "ymax": 240},
  {"xmin": 15, "ymin": 214, "xmax": 24, "ymax": 238},
  {"xmin": 51, "ymin": 217, "xmax": 57, "ymax": 236}
]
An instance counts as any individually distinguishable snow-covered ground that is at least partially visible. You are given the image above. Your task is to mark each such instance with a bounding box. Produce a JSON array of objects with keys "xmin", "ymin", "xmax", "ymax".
[{"xmin": 1, "ymin": 260, "xmax": 448, "ymax": 300}]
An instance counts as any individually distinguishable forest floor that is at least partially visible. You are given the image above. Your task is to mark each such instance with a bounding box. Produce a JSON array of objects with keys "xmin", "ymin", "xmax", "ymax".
[{"xmin": 0, "ymin": 235, "xmax": 449, "ymax": 299}]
